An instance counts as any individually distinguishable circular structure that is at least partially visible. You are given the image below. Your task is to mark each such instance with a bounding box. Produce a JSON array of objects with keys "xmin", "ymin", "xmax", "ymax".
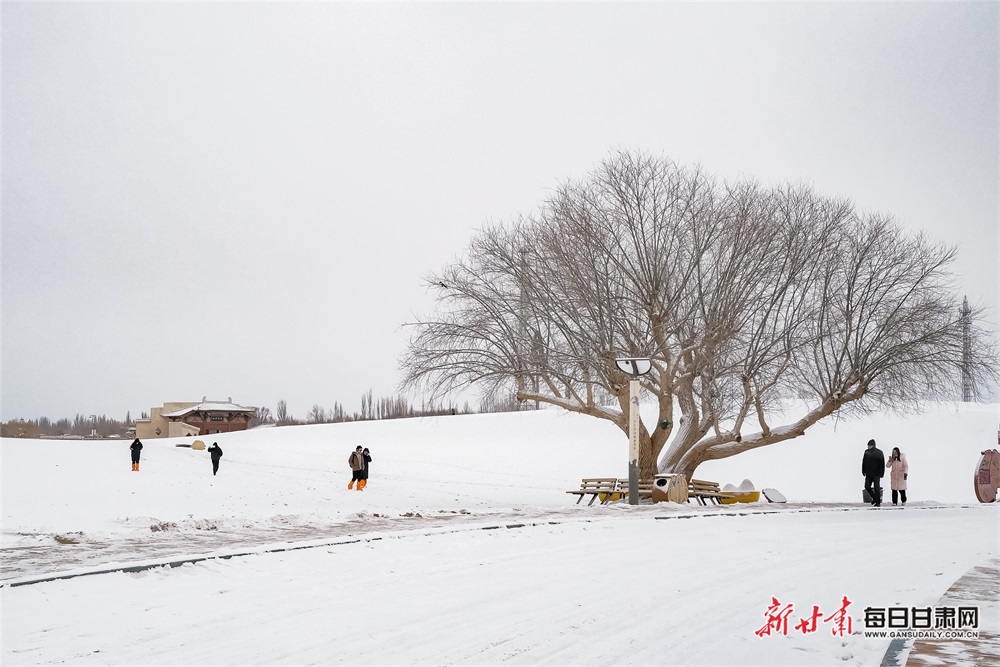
[
  {"xmin": 614, "ymin": 357, "xmax": 652, "ymax": 376},
  {"xmin": 651, "ymin": 474, "xmax": 688, "ymax": 503},
  {"xmin": 973, "ymin": 448, "xmax": 1000, "ymax": 503}
]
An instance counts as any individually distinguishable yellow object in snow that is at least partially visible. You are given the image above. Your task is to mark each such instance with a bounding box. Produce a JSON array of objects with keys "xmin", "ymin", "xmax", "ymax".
[
  {"xmin": 720, "ymin": 479, "xmax": 760, "ymax": 504},
  {"xmin": 191, "ymin": 440, "xmax": 206, "ymax": 450},
  {"xmin": 720, "ymin": 490, "xmax": 761, "ymax": 504}
]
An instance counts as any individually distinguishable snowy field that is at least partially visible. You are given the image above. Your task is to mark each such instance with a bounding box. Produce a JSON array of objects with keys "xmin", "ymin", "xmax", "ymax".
[{"xmin": 2, "ymin": 401, "xmax": 998, "ymax": 666}]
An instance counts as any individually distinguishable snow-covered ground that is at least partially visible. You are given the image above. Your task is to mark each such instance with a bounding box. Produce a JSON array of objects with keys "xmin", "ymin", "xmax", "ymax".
[{"xmin": 2, "ymin": 401, "xmax": 998, "ymax": 665}]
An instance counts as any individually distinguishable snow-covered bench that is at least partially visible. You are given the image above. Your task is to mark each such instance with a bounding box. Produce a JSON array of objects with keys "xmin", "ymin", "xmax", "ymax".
[
  {"xmin": 688, "ymin": 479, "xmax": 724, "ymax": 505},
  {"xmin": 614, "ymin": 478, "xmax": 654, "ymax": 501},
  {"xmin": 569, "ymin": 477, "xmax": 722, "ymax": 505},
  {"xmin": 566, "ymin": 478, "xmax": 619, "ymax": 506}
]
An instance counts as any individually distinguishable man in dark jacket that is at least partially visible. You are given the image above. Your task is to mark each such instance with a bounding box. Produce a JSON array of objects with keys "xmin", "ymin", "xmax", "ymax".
[
  {"xmin": 130, "ymin": 438, "xmax": 143, "ymax": 472},
  {"xmin": 862, "ymin": 439, "xmax": 885, "ymax": 506},
  {"xmin": 208, "ymin": 442, "xmax": 223, "ymax": 476}
]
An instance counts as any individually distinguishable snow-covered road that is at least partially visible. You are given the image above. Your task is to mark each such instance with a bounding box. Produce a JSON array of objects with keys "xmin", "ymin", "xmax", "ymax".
[{"xmin": 4, "ymin": 505, "xmax": 996, "ymax": 666}]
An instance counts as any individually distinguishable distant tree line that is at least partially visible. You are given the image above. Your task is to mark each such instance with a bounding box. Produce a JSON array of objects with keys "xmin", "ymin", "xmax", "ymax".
[
  {"xmin": 251, "ymin": 389, "xmax": 528, "ymax": 427},
  {"xmin": 2, "ymin": 390, "xmax": 530, "ymax": 438},
  {"xmin": 1, "ymin": 413, "xmax": 135, "ymax": 439}
]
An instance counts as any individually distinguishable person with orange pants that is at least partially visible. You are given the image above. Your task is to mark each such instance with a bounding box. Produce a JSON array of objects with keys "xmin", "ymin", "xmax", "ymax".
[
  {"xmin": 348, "ymin": 446, "xmax": 365, "ymax": 490},
  {"xmin": 359, "ymin": 448, "xmax": 372, "ymax": 490},
  {"xmin": 129, "ymin": 438, "xmax": 143, "ymax": 471}
]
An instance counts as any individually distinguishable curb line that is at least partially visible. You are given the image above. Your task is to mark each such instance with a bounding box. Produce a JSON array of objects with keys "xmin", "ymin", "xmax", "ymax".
[{"xmin": 2, "ymin": 503, "xmax": 986, "ymax": 589}]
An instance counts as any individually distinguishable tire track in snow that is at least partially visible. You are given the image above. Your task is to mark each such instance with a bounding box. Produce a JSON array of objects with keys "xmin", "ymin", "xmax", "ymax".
[{"xmin": 0, "ymin": 503, "xmax": 979, "ymax": 588}]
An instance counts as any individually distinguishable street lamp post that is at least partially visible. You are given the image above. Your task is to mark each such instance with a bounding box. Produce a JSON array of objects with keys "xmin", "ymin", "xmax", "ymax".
[{"xmin": 615, "ymin": 357, "xmax": 652, "ymax": 505}]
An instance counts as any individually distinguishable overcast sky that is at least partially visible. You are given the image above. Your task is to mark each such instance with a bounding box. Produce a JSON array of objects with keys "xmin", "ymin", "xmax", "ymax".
[{"xmin": 2, "ymin": 2, "xmax": 997, "ymax": 422}]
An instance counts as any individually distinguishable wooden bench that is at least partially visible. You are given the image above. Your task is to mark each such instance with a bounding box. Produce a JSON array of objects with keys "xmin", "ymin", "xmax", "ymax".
[
  {"xmin": 620, "ymin": 477, "xmax": 723, "ymax": 505},
  {"xmin": 568, "ymin": 477, "xmax": 724, "ymax": 506},
  {"xmin": 613, "ymin": 478, "xmax": 654, "ymax": 503},
  {"xmin": 566, "ymin": 478, "xmax": 619, "ymax": 506},
  {"xmin": 688, "ymin": 478, "xmax": 724, "ymax": 505}
]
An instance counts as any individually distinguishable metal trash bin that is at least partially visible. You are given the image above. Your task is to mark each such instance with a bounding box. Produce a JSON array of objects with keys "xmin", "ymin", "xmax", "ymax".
[{"xmin": 652, "ymin": 474, "xmax": 688, "ymax": 503}]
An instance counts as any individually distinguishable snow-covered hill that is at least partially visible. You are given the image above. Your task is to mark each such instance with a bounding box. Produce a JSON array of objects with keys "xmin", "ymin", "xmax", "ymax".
[{"xmin": 2, "ymin": 402, "xmax": 997, "ymax": 665}]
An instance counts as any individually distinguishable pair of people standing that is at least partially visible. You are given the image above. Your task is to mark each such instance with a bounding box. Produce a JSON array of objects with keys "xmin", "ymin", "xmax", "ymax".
[
  {"xmin": 348, "ymin": 445, "xmax": 372, "ymax": 490},
  {"xmin": 862, "ymin": 439, "xmax": 908, "ymax": 506}
]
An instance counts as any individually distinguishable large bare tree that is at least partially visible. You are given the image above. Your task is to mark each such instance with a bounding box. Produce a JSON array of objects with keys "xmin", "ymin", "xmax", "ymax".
[{"xmin": 402, "ymin": 152, "xmax": 997, "ymax": 480}]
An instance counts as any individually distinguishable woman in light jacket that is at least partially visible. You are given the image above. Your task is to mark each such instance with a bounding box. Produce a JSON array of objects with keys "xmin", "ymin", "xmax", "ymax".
[{"xmin": 886, "ymin": 447, "xmax": 908, "ymax": 505}]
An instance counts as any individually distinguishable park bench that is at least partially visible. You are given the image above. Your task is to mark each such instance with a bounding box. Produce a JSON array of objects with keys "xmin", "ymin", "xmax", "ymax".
[
  {"xmin": 566, "ymin": 478, "xmax": 619, "ymax": 506},
  {"xmin": 618, "ymin": 477, "xmax": 723, "ymax": 505},
  {"xmin": 688, "ymin": 478, "xmax": 724, "ymax": 505},
  {"xmin": 568, "ymin": 477, "xmax": 724, "ymax": 506},
  {"xmin": 613, "ymin": 478, "xmax": 655, "ymax": 502}
]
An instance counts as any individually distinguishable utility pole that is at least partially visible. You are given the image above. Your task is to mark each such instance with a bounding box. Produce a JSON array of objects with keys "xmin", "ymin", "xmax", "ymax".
[
  {"xmin": 960, "ymin": 296, "xmax": 972, "ymax": 402},
  {"xmin": 615, "ymin": 357, "xmax": 652, "ymax": 505}
]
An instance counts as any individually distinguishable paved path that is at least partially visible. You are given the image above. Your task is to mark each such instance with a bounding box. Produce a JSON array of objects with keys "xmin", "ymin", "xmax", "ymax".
[
  {"xmin": 882, "ymin": 557, "xmax": 1000, "ymax": 666},
  {"xmin": 905, "ymin": 558, "xmax": 1000, "ymax": 666}
]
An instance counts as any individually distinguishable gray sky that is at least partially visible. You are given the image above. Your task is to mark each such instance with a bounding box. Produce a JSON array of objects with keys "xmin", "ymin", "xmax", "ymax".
[{"xmin": 2, "ymin": 2, "xmax": 997, "ymax": 421}]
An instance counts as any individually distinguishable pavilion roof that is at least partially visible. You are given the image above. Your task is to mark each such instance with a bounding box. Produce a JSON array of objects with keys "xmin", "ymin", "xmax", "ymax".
[{"xmin": 161, "ymin": 401, "xmax": 256, "ymax": 418}]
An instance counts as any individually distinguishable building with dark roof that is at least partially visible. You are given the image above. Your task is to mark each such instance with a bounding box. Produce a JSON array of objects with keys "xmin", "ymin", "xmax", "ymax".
[{"xmin": 135, "ymin": 398, "xmax": 256, "ymax": 439}]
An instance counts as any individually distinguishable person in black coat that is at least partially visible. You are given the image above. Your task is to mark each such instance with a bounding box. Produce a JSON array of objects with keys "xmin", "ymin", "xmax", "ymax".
[
  {"xmin": 130, "ymin": 438, "xmax": 143, "ymax": 471},
  {"xmin": 208, "ymin": 442, "xmax": 223, "ymax": 476},
  {"xmin": 359, "ymin": 448, "xmax": 372, "ymax": 489},
  {"xmin": 862, "ymin": 439, "xmax": 886, "ymax": 506}
]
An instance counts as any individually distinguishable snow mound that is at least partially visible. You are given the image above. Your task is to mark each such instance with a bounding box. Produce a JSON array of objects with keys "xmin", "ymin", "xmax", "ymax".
[{"xmin": 722, "ymin": 478, "xmax": 757, "ymax": 492}]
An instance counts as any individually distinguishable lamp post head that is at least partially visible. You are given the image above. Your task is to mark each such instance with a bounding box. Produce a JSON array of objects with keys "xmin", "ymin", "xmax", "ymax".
[{"xmin": 615, "ymin": 357, "xmax": 652, "ymax": 377}]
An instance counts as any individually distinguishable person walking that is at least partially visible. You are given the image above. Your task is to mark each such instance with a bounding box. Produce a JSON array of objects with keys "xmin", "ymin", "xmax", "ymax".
[
  {"xmin": 862, "ymin": 439, "xmax": 886, "ymax": 507},
  {"xmin": 129, "ymin": 438, "xmax": 143, "ymax": 471},
  {"xmin": 886, "ymin": 446, "xmax": 908, "ymax": 506},
  {"xmin": 358, "ymin": 447, "xmax": 372, "ymax": 490},
  {"xmin": 348, "ymin": 445, "xmax": 365, "ymax": 490},
  {"xmin": 208, "ymin": 442, "xmax": 223, "ymax": 476}
]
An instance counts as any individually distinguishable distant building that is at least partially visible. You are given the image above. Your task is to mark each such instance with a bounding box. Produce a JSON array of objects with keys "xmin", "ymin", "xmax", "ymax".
[{"xmin": 134, "ymin": 398, "xmax": 256, "ymax": 439}]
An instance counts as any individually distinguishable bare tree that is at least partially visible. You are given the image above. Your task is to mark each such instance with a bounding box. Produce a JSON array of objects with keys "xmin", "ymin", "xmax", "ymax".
[
  {"xmin": 361, "ymin": 388, "xmax": 374, "ymax": 420},
  {"xmin": 249, "ymin": 406, "xmax": 273, "ymax": 427},
  {"xmin": 308, "ymin": 404, "xmax": 327, "ymax": 424},
  {"xmin": 402, "ymin": 151, "xmax": 998, "ymax": 480},
  {"xmin": 276, "ymin": 400, "xmax": 289, "ymax": 425}
]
